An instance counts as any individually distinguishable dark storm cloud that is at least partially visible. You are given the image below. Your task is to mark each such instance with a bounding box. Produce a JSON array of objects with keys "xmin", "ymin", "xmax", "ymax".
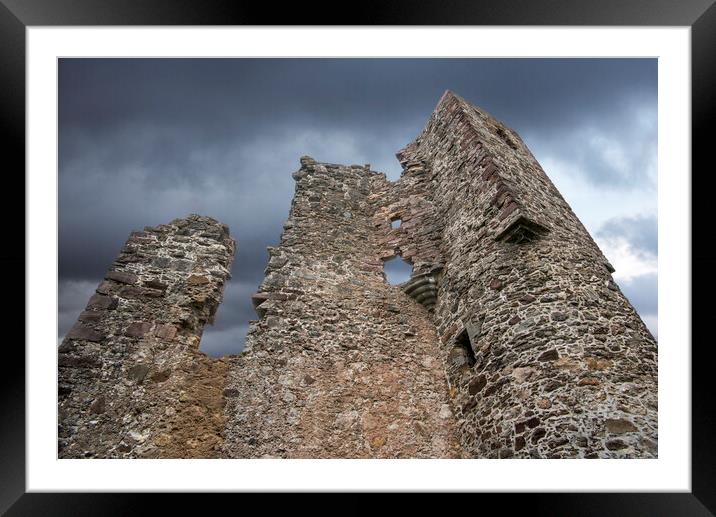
[
  {"xmin": 59, "ymin": 59, "xmax": 656, "ymax": 136},
  {"xmin": 59, "ymin": 58, "xmax": 657, "ymax": 355}
]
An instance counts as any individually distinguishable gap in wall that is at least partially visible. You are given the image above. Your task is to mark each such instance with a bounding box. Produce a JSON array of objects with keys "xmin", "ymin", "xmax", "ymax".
[
  {"xmin": 198, "ymin": 277, "xmax": 251, "ymax": 357},
  {"xmin": 383, "ymin": 255, "xmax": 413, "ymax": 285}
]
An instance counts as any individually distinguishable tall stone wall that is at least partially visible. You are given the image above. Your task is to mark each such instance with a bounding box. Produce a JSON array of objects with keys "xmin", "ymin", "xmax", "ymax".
[
  {"xmin": 58, "ymin": 214, "xmax": 235, "ymax": 458},
  {"xmin": 396, "ymin": 91, "xmax": 658, "ymax": 458},
  {"xmin": 221, "ymin": 91, "xmax": 657, "ymax": 459},
  {"xmin": 222, "ymin": 158, "xmax": 461, "ymax": 458}
]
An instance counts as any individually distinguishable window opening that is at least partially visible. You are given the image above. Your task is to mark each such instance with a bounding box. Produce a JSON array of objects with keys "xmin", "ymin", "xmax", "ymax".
[
  {"xmin": 455, "ymin": 328, "xmax": 477, "ymax": 367},
  {"xmin": 383, "ymin": 255, "xmax": 412, "ymax": 285}
]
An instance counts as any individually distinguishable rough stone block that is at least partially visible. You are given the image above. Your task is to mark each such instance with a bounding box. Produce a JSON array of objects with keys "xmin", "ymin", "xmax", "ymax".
[
  {"xmin": 65, "ymin": 322, "xmax": 105, "ymax": 342},
  {"xmin": 125, "ymin": 321, "xmax": 153, "ymax": 338},
  {"xmin": 106, "ymin": 270, "xmax": 139, "ymax": 285}
]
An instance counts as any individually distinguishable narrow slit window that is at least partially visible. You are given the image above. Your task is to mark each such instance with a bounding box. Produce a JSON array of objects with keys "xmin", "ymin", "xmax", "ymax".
[{"xmin": 455, "ymin": 328, "xmax": 477, "ymax": 367}]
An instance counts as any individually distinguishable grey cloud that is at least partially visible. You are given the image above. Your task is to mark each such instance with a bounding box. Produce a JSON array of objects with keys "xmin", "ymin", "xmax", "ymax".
[
  {"xmin": 595, "ymin": 216, "xmax": 658, "ymax": 338},
  {"xmin": 597, "ymin": 214, "xmax": 658, "ymax": 257},
  {"xmin": 618, "ymin": 273, "xmax": 658, "ymax": 339},
  {"xmin": 523, "ymin": 98, "xmax": 657, "ymax": 188}
]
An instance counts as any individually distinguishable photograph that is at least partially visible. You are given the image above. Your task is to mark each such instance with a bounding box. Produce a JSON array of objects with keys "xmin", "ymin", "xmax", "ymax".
[
  {"xmin": 57, "ymin": 58, "xmax": 659, "ymax": 460},
  {"xmin": 2, "ymin": 4, "xmax": 707, "ymax": 508}
]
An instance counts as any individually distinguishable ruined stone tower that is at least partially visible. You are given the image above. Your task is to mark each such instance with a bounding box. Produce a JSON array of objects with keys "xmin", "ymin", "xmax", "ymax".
[
  {"xmin": 59, "ymin": 91, "xmax": 658, "ymax": 459},
  {"xmin": 58, "ymin": 215, "xmax": 235, "ymax": 458}
]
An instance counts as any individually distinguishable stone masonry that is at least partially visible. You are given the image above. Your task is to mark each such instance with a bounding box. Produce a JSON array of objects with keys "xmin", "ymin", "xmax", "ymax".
[
  {"xmin": 222, "ymin": 157, "xmax": 461, "ymax": 458},
  {"xmin": 391, "ymin": 91, "xmax": 658, "ymax": 458},
  {"xmin": 59, "ymin": 91, "xmax": 657, "ymax": 459}
]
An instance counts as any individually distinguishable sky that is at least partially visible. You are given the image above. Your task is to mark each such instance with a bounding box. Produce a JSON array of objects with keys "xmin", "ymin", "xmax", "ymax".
[{"xmin": 58, "ymin": 58, "xmax": 658, "ymax": 357}]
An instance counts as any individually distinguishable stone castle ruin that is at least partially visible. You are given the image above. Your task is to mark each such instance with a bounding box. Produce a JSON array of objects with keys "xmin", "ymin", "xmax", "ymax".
[{"xmin": 58, "ymin": 91, "xmax": 658, "ymax": 459}]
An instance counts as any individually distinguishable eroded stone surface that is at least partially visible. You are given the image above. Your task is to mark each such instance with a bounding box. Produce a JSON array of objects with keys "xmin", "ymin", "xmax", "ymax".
[{"xmin": 222, "ymin": 159, "xmax": 461, "ymax": 458}]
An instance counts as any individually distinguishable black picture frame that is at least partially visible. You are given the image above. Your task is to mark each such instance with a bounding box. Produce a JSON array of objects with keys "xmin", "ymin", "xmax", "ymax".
[{"xmin": 2, "ymin": 0, "xmax": 714, "ymax": 512}]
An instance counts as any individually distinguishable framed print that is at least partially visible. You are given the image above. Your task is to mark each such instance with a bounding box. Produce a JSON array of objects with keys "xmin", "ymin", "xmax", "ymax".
[{"xmin": 3, "ymin": 0, "xmax": 714, "ymax": 512}]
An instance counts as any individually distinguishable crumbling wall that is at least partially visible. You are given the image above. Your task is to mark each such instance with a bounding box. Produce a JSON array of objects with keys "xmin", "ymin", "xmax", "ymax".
[
  {"xmin": 397, "ymin": 91, "xmax": 658, "ymax": 458},
  {"xmin": 58, "ymin": 214, "xmax": 235, "ymax": 458},
  {"xmin": 59, "ymin": 91, "xmax": 657, "ymax": 460},
  {"xmin": 373, "ymin": 159, "xmax": 443, "ymax": 275},
  {"xmin": 222, "ymin": 158, "xmax": 461, "ymax": 458}
]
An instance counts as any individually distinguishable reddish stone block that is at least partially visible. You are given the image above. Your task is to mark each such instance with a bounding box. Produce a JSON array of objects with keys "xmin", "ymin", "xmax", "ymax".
[{"xmin": 125, "ymin": 321, "xmax": 153, "ymax": 338}]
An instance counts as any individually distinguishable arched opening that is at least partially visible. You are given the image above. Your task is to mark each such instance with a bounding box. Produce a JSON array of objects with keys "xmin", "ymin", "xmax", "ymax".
[{"xmin": 383, "ymin": 255, "xmax": 413, "ymax": 285}]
